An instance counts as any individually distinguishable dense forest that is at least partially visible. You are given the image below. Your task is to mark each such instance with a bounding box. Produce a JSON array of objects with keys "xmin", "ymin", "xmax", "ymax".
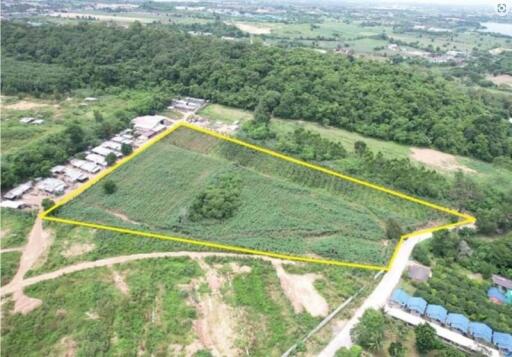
[{"xmin": 2, "ymin": 21, "xmax": 511, "ymax": 162}]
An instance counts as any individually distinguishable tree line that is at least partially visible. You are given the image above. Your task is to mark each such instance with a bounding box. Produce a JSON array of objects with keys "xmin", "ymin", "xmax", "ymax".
[{"xmin": 2, "ymin": 21, "xmax": 511, "ymax": 162}]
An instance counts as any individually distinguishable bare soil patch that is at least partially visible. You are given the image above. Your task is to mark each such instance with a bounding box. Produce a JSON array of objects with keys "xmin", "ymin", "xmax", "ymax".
[
  {"xmin": 487, "ymin": 74, "xmax": 512, "ymax": 87},
  {"xmin": 273, "ymin": 262, "xmax": 329, "ymax": 317},
  {"xmin": 2, "ymin": 100, "xmax": 50, "ymax": 111},
  {"xmin": 106, "ymin": 209, "xmax": 142, "ymax": 225},
  {"xmin": 61, "ymin": 243, "xmax": 95, "ymax": 258},
  {"xmin": 234, "ymin": 22, "xmax": 272, "ymax": 34},
  {"xmin": 111, "ymin": 269, "xmax": 129, "ymax": 296},
  {"xmin": 410, "ymin": 148, "xmax": 475, "ymax": 173}
]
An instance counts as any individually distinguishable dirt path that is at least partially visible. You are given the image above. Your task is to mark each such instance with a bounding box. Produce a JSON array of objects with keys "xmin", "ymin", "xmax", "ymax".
[
  {"xmin": 4, "ymin": 216, "xmax": 52, "ymax": 314},
  {"xmin": 1, "ymin": 251, "xmax": 289, "ymax": 297}
]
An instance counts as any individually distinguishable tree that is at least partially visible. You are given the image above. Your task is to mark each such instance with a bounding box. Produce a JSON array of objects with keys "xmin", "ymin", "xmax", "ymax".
[
  {"xmin": 254, "ymin": 100, "xmax": 271, "ymax": 124},
  {"xmin": 121, "ymin": 143, "xmax": 133, "ymax": 156},
  {"xmin": 41, "ymin": 198, "xmax": 55, "ymax": 211},
  {"xmin": 335, "ymin": 345, "xmax": 362, "ymax": 357},
  {"xmin": 385, "ymin": 219, "xmax": 402, "ymax": 240},
  {"xmin": 105, "ymin": 152, "xmax": 117, "ymax": 166},
  {"xmin": 354, "ymin": 141, "xmax": 368, "ymax": 156},
  {"xmin": 415, "ymin": 323, "xmax": 439, "ymax": 353},
  {"xmin": 388, "ymin": 341, "xmax": 405, "ymax": 357},
  {"xmin": 352, "ymin": 309, "xmax": 385, "ymax": 351},
  {"xmin": 103, "ymin": 180, "xmax": 117, "ymax": 194},
  {"xmin": 93, "ymin": 110, "xmax": 104, "ymax": 122}
]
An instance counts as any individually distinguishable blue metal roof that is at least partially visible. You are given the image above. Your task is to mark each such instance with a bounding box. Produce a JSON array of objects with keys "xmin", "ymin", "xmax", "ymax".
[
  {"xmin": 391, "ymin": 289, "xmax": 410, "ymax": 306},
  {"xmin": 406, "ymin": 296, "xmax": 427, "ymax": 315},
  {"xmin": 425, "ymin": 304, "xmax": 447, "ymax": 323},
  {"xmin": 469, "ymin": 322, "xmax": 493, "ymax": 343},
  {"xmin": 493, "ymin": 332, "xmax": 512, "ymax": 352},
  {"xmin": 488, "ymin": 287, "xmax": 506, "ymax": 303},
  {"xmin": 446, "ymin": 313, "xmax": 469, "ymax": 333}
]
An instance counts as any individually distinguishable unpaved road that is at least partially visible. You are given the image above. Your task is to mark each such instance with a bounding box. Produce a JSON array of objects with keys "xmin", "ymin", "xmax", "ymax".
[{"xmin": 1, "ymin": 251, "xmax": 290, "ymax": 297}]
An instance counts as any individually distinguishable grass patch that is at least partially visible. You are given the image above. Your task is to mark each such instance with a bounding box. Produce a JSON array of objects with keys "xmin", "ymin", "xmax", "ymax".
[
  {"xmin": 51, "ymin": 126, "xmax": 450, "ymax": 267},
  {"xmin": 1, "ymin": 251, "xmax": 21, "ymax": 286},
  {"xmin": 0, "ymin": 209, "xmax": 35, "ymax": 249}
]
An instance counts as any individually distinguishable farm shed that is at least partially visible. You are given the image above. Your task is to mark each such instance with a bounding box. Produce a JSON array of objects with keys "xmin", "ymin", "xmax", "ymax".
[
  {"xmin": 63, "ymin": 167, "xmax": 88, "ymax": 183},
  {"xmin": 131, "ymin": 115, "xmax": 169, "ymax": 134},
  {"xmin": 4, "ymin": 181, "xmax": 32, "ymax": 200},
  {"xmin": 37, "ymin": 178, "xmax": 66, "ymax": 194},
  {"xmin": 92, "ymin": 146, "xmax": 121, "ymax": 158},
  {"xmin": 407, "ymin": 263, "xmax": 432, "ymax": 282},
  {"xmin": 405, "ymin": 297, "xmax": 427, "ymax": 315},
  {"xmin": 493, "ymin": 332, "xmax": 512, "ymax": 353},
  {"xmin": 1, "ymin": 200, "xmax": 27, "ymax": 209},
  {"xmin": 425, "ymin": 304, "xmax": 447, "ymax": 324},
  {"xmin": 390, "ymin": 289, "xmax": 410, "ymax": 307},
  {"xmin": 70, "ymin": 159, "xmax": 101, "ymax": 174},
  {"xmin": 468, "ymin": 322, "xmax": 493, "ymax": 344},
  {"xmin": 85, "ymin": 153, "xmax": 107, "ymax": 166},
  {"xmin": 102, "ymin": 141, "xmax": 123, "ymax": 152},
  {"xmin": 446, "ymin": 313, "xmax": 469, "ymax": 334},
  {"xmin": 50, "ymin": 165, "xmax": 66, "ymax": 175}
]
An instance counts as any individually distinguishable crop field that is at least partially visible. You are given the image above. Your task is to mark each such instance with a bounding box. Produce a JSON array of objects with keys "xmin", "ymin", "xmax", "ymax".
[{"xmin": 49, "ymin": 125, "xmax": 454, "ymax": 268}]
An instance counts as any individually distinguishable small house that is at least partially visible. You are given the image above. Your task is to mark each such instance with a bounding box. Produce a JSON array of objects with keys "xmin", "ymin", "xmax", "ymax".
[
  {"xmin": 4, "ymin": 182, "xmax": 33, "ymax": 200},
  {"xmin": 446, "ymin": 313, "xmax": 469, "ymax": 335},
  {"xmin": 390, "ymin": 288, "xmax": 410, "ymax": 308},
  {"xmin": 37, "ymin": 178, "xmax": 66, "ymax": 195},
  {"xmin": 405, "ymin": 297, "xmax": 427, "ymax": 316},
  {"xmin": 425, "ymin": 304, "xmax": 447, "ymax": 325},
  {"xmin": 63, "ymin": 167, "xmax": 88, "ymax": 183},
  {"xmin": 0, "ymin": 200, "xmax": 27, "ymax": 209},
  {"xmin": 468, "ymin": 322, "xmax": 493, "ymax": 344},
  {"xmin": 493, "ymin": 332, "xmax": 512, "ymax": 354},
  {"xmin": 492, "ymin": 274, "xmax": 512, "ymax": 304},
  {"xmin": 50, "ymin": 165, "xmax": 66, "ymax": 175},
  {"xmin": 20, "ymin": 117, "xmax": 35, "ymax": 124},
  {"xmin": 85, "ymin": 153, "xmax": 107, "ymax": 167}
]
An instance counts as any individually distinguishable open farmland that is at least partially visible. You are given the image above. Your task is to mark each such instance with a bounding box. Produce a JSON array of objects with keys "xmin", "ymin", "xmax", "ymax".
[{"xmin": 51, "ymin": 125, "xmax": 452, "ymax": 268}]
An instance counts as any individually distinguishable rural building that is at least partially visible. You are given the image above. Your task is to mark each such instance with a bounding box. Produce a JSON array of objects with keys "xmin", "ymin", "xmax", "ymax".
[
  {"xmin": 111, "ymin": 135, "xmax": 133, "ymax": 145},
  {"xmin": 488, "ymin": 287, "xmax": 507, "ymax": 304},
  {"xmin": 19, "ymin": 117, "xmax": 35, "ymax": 124},
  {"xmin": 1, "ymin": 200, "xmax": 27, "ymax": 209},
  {"xmin": 70, "ymin": 159, "xmax": 101, "ymax": 174},
  {"xmin": 407, "ymin": 263, "xmax": 431, "ymax": 282},
  {"xmin": 468, "ymin": 322, "xmax": 493, "ymax": 344},
  {"xmin": 85, "ymin": 153, "xmax": 107, "ymax": 166},
  {"xmin": 425, "ymin": 304, "xmax": 447, "ymax": 325},
  {"xmin": 492, "ymin": 274, "xmax": 512, "ymax": 293},
  {"xmin": 493, "ymin": 332, "xmax": 512, "ymax": 354},
  {"xmin": 92, "ymin": 146, "xmax": 121, "ymax": 158},
  {"xmin": 170, "ymin": 97, "xmax": 206, "ymax": 112},
  {"xmin": 50, "ymin": 165, "xmax": 66, "ymax": 175},
  {"xmin": 131, "ymin": 115, "xmax": 170, "ymax": 136},
  {"xmin": 84, "ymin": 97, "xmax": 97, "ymax": 101},
  {"xmin": 32, "ymin": 119, "xmax": 44, "ymax": 125},
  {"xmin": 390, "ymin": 288, "xmax": 410, "ymax": 308},
  {"xmin": 102, "ymin": 141, "xmax": 123, "ymax": 152},
  {"xmin": 4, "ymin": 181, "xmax": 33, "ymax": 200},
  {"xmin": 63, "ymin": 167, "xmax": 88, "ymax": 183},
  {"xmin": 405, "ymin": 297, "xmax": 427, "ymax": 315},
  {"xmin": 37, "ymin": 178, "xmax": 66, "ymax": 194},
  {"xmin": 446, "ymin": 313, "xmax": 469, "ymax": 335}
]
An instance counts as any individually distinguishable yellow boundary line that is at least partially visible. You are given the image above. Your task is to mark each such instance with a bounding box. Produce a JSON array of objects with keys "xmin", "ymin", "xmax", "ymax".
[{"xmin": 40, "ymin": 121, "xmax": 476, "ymax": 271}]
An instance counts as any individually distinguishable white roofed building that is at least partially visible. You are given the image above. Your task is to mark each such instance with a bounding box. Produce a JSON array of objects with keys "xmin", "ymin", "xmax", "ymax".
[
  {"xmin": 70, "ymin": 159, "xmax": 101, "ymax": 173},
  {"xmin": 4, "ymin": 182, "xmax": 33, "ymax": 200},
  {"xmin": 37, "ymin": 178, "xmax": 66, "ymax": 194},
  {"xmin": 86, "ymin": 153, "xmax": 107, "ymax": 166},
  {"xmin": 63, "ymin": 167, "xmax": 88, "ymax": 182},
  {"xmin": 131, "ymin": 115, "xmax": 170, "ymax": 137}
]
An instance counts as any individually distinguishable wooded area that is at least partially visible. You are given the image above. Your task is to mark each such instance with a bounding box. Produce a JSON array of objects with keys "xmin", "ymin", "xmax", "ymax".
[{"xmin": 2, "ymin": 21, "xmax": 511, "ymax": 162}]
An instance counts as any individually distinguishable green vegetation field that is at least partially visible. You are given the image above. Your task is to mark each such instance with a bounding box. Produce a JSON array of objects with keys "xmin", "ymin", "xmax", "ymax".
[
  {"xmin": 0, "ymin": 209, "xmax": 35, "ymax": 249},
  {"xmin": 52, "ymin": 126, "xmax": 450, "ymax": 267}
]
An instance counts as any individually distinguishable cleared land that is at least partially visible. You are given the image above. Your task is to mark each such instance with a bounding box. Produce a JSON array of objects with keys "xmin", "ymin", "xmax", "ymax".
[{"xmin": 50, "ymin": 125, "xmax": 450, "ymax": 267}]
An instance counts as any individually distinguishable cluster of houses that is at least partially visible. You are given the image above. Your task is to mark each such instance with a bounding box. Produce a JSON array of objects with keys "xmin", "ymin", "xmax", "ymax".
[
  {"xmin": 1, "ymin": 97, "xmax": 213, "ymax": 211},
  {"xmin": 390, "ymin": 288, "xmax": 512, "ymax": 355}
]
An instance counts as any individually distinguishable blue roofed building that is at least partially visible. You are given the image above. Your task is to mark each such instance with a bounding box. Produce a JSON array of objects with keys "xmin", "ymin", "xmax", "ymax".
[
  {"xmin": 488, "ymin": 287, "xmax": 506, "ymax": 304},
  {"xmin": 493, "ymin": 332, "xmax": 512, "ymax": 354},
  {"xmin": 390, "ymin": 289, "xmax": 410, "ymax": 307},
  {"xmin": 406, "ymin": 296, "xmax": 427, "ymax": 315},
  {"xmin": 446, "ymin": 313, "xmax": 469, "ymax": 334},
  {"xmin": 469, "ymin": 322, "xmax": 493, "ymax": 344},
  {"xmin": 425, "ymin": 304, "xmax": 447, "ymax": 324}
]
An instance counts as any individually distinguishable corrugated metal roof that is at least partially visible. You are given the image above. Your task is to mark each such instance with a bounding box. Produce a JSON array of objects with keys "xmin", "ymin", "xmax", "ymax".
[
  {"xmin": 446, "ymin": 313, "xmax": 469, "ymax": 333},
  {"xmin": 406, "ymin": 297, "xmax": 427, "ymax": 314},
  {"xmin": 492, "ymin": 274, "xmax": 512, "ymax": 290},
  {"xmin": 493, "ymin": 332, "xmax": 512, "ymax": 352},
  {"xmin": 391, "ymin": 288, "xmax": 410, "ymax": 306},
  {"xmin": 469, "ymin": 322, "xmax": 493, "ymax": 343},
  {"xmin": 488, "ymin": 287, "xmax": 506, "ymax": 303},
  {"xmin": 426, "ymin": 304, "xmax": 447, "ymax": 323}
]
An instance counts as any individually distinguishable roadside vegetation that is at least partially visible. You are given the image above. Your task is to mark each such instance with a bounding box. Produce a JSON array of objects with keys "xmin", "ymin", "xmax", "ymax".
[{"xmin": 1, "ymin": 252, "xmax": 21, "ymax": 287}]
